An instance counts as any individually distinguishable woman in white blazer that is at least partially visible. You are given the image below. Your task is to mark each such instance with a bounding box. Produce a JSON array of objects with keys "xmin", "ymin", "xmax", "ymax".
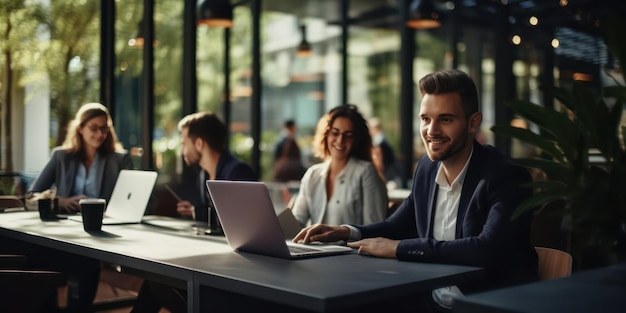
[{"xmin": 292, "ymin": 105, "xmax": 388, "ymax": 227}]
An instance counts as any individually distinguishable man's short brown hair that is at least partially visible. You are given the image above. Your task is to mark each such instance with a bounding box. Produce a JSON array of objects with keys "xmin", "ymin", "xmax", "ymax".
[
  {"xmin": 178, "ymin": 112, "xmax": 227, "ymax": 152},
  {"xmin": 418, "ymin": 69, "xmax": 479, "ymax": 119}
]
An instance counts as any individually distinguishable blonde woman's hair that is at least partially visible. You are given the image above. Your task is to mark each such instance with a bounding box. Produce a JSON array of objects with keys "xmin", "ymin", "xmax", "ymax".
[{"xmin": 62, "ymin": 103, "xmax": 122, "ymax": 161}]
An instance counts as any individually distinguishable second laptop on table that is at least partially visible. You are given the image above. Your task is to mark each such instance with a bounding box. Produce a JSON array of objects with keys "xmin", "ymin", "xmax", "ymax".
[
  {"xmin": 69, "ymin": 169, "xmax": 157, "ymax": 225},
  {"xmin": 206, "ymin": 180, "xmax": 353, "ymax": 259}
]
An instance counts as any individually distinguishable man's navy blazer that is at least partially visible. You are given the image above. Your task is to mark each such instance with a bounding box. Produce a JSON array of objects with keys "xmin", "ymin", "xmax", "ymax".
[
  {"xmin": 357, "ymin": 140, "xmax": 538, "ymax": 292},
  {"xmin": 180, "ymin": 151, "xmax": 257, "ymax": 223}
]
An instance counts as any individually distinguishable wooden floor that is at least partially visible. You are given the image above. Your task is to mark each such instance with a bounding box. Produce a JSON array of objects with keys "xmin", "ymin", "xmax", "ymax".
[
  {"xmin": 55, "ymin": 267, "xmax": 170, "ymax": 313},
  {"xmin": 57, "ymin": 280, "xmax": 137, "ymax": 313}
]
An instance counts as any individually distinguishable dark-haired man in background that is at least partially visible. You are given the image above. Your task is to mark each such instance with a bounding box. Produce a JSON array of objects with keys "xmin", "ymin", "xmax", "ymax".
[{"xmin": 132, "ymin": 111, "xmax": 257, "ymax": 313}]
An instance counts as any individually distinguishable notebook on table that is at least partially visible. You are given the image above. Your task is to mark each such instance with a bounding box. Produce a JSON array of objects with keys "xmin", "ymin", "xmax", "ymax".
[
  {"xmin": 69, "ymin": 170, "xmax": 158, "ymax": 225},
  {"xmin": 0, "ymin": 195, "xmax": 25, "ymax": 212},
  {"xmin": 205, "ymin": 180, "xmax": 353, "ymax": 259}
]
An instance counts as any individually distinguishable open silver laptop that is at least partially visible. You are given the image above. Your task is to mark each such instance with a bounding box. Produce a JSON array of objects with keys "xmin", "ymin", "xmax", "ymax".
[
  {"xmin": 277, "ymin": 208, "xmax": 302, "ymax": 240},
  {"xmin": 205, "ymin": 180, "xmax": 353, "ymax": 259},
  {"xmin": 69, "ymin": 170, "xmax": 157, "ymax": 225}
]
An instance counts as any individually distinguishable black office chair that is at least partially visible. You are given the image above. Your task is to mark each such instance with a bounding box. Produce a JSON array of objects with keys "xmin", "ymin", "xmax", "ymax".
[{"xmin": 0, "ymin": 254, "xmax": 66, "ymax": 313}]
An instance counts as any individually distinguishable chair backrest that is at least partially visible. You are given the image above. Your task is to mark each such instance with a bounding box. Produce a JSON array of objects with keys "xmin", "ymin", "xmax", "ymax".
[
  {"xmin": 1, "ymin": 254, "xmax": 65, "ymax": 312},
  {"xmin": 535, "ymin": 246, "xmax": 573, "ymax": 280}
]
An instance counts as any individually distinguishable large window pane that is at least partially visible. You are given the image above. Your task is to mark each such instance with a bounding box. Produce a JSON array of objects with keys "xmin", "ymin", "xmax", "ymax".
[
  {"xmin": 154, "ymin": 0, "xmax": 184, "ymax": 182},
  {"xmin": 1, "ymin": 1, "xmax": 100, "ymax": 176},
  {"xmin": 115, "ymin": 0, "xmax": 143, "ymax": 168}
]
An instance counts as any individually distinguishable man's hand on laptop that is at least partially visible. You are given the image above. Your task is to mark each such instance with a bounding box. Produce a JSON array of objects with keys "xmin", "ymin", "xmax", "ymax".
[
  {"xmin": 293, "ymin": 224, "xmax": 350, "ymax": 244},
  {"xmin": 60, "ymin": 195, "xmax": 86, "ymax": 213},
  {"xmin": 176, "ymin": 201, "xmax": 195, "ymax": 218}
]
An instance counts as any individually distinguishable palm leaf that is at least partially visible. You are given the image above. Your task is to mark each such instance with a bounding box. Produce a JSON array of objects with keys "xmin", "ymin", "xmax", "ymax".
[
  {"xmin": 512, "ymin": 189, "xmax": 571, "ymax": 220},
  {"xmin": 601, "ymin": 17, "xmax": 626, "ymax": 83},
  {"xmin": 622, "ymin": 125, "xmax": 626, "ymax": 154},
  {"xmin": 491, "ymin": 125, "xmax": 566, "ymax": 163},
  {"xmin": 601, "ymin": 97, "xmax": 624, "ymax": 160},
  {"xmin": 570, "ymin": 82, "xmax": 598, "ymax": 136},
  {"xmin": 520, "ymin": 180, "xmax": 569, "ymax": 192},
  {"xmin": 604, "ymin": 86, "xmax": 626, "ymax": 103},
  {"xmin": 571, "ymin": 84, "xmax": 619, "ymax": 160},
  {"xmin": 511, "ymin": 158, "xmax": 571, "ymax": 180},
  {"xmin": 504, "ymin": 99, "xmax": 579, "ymax": 160},
  {"xmin": 553, "ymin": 86, "xmax": 576, "ymax": 113}
]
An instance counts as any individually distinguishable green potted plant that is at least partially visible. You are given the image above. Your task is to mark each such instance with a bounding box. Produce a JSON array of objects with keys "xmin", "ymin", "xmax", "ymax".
[{"xmin": 491, "ymin": 17, "xmax": 626, "ymax": 269}]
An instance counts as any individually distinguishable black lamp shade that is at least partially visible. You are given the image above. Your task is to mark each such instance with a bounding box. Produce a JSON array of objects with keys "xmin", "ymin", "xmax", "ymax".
[
  {"xmin": 296, "ymin": 25, "xmax": 311, "ymax": 57},
  {"xmin": 197, "ymin": 0, "xmax": 233, "ymax": 28},
  {"xmin": 128, "ymin": 20, "xmax": 145, "ymax": 47},
  {"xmin": 296, "ymin": 41, "xmax": 311, "ymax": 57},
  {"xmin": 407, "ymin": 0, "xmax": 441, "ymax": 29}
]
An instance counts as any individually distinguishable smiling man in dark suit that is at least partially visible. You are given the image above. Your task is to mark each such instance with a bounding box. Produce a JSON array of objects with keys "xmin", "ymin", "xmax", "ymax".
[{"xmin": 294, "ymin": 69, "xmax": 538, "ymax": 308}]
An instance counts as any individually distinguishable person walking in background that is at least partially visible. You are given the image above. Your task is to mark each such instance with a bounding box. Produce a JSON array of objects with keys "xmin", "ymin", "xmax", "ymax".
[
  {"xmin": 291, "ymin": 104, "xmax": 388, "ymax": 227},
  {"xmin": 25, "ymin": 102, "xmax": 132, "ymax": 312},
  {"xmin": 368, "ymin": 117, "xmax": 401, "ymax": 186},
  {"xmin": 272, "ymin": 119, "xmax": 306, "ymax": 182}
]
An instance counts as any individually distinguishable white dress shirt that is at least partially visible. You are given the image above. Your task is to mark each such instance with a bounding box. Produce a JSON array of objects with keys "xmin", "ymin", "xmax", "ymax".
[
  {"xmin": 431, "ymin": 148, "xmax": 473, "ymax": 308},
  {"xmin": 345, "ymin": 148, "xmax": 474, "ymax": 241},
  {"xmin": 432, "ymin": 148, "xmax": 472, "ymax": 240}
]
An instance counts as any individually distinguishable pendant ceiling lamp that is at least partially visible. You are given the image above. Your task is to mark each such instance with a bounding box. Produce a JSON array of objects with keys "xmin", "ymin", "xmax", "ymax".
[
  {"xmin": 128, "ymin": 20, "xmax": 145, "ymax": 47},
  {"xmin": 128, "ymin": 19, "xmax": 158, "ymax": 47},
  {"xmin": 406, "ymin": 0, "xmax": 441, "ymax": 29},
  {"xmin": 197, "ymin": 0, "xmax": 233, "ymax": 28},
  {"xmin": 296, "ymin": 25, "xmax": 311, "ymax": 58}
]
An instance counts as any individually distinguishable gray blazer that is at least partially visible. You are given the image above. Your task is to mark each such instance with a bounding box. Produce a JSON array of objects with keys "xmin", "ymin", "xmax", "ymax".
[
  {"xmin": 29, "ymin": 147, "xmax": 133, "ymax": 202},
  {"xmin": 291, "ymin": 158, "xmax": 388, "ymax": 227}
]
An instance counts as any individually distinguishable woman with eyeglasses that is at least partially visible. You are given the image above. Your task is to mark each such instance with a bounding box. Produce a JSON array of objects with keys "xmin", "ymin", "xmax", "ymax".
[
  {"xmin": 24, "ymin": 102, "xmax": 132, "ymax": 312},
  {"xmin": 291, "ymin": 104, "xmax": 388, "ymax": 228},
  {"xmin": 30, "ymin": 102, "xmax": 132, "ymax": 212}
]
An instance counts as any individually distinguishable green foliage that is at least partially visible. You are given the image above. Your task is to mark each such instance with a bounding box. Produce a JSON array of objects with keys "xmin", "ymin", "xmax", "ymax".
[
  {"xmin": 0, "ymin": 0, "xmax": 47, "ymax": 171},
  {"xmin": 0, "ymin": 177, "xmax": 16, "ymax": 195},
  {"xmin": 491, "ymin": 17, "xmax": 626, "ymax": 258}
]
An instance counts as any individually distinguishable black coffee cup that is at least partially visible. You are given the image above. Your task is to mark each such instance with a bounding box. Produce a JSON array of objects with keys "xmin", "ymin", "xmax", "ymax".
[
  {"xmin": 38, "ymin": 198, "xmax": 56, "ymax": 221},
  {"xmin": 79, "ymin": 198, "xmax": 106, "ymax": 232}
]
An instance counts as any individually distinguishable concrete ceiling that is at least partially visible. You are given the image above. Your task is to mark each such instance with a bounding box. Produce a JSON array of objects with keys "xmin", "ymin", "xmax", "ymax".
[{"xmin": 260, "ymin": 0, "xmax": 626, "ymax": 35}]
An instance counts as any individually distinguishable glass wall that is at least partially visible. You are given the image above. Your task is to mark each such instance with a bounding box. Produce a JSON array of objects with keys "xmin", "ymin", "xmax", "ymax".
[
  {"xmin": 225, "ymin": 6, "xmax": 253, "ymax": 167},
  {"xmin": 4, "ymin": 0, "xmax": 621, "ymax": 195},
  {"xmin": 259, "ymin": 2, "xmax": 406, "ymax": 183},
  {"xmin": 153, "ymin": 0, "xmax": 184, "ymax": 182},
  {"xmin": 0, "ymin": 1, "xmax": 101, "ymax": 176},
  {"xmin": 115, "ymin": 0, "xmax": 143, "ymax": 169},
  {"xmin": 261, "ymin": 13, "xmax": 342, "ymax": 181},
  {"xmin": 115, "ymin": 0, "xmax": 185, "ymax": 182},
  {"xmin": 349, "ymin": 26, "xmax": 401, "ymax": 159},
  {"xmin": 0, "ymin": 0, "xmax": 518, "ymax": 184}
]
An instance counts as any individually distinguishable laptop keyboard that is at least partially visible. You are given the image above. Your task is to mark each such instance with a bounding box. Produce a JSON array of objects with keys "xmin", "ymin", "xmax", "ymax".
[{"xmin": 288, "ymin": 245, "xmax": 320, "ymax": 254}]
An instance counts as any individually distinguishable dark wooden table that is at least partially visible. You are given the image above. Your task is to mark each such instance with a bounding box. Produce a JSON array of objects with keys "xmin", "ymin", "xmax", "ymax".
[
  {"xmin": 453, "ymin": 262, "xmax": 626, "ymax": 313},
  {"xmin": 1, "ymin": 211, "xmax": 484, "ymax": 312}
]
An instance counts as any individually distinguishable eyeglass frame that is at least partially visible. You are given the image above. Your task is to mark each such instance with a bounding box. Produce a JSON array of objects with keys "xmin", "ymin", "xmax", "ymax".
[{"xmin": 86, "ymin": 124, "xmax": 110, "ymax": 134}]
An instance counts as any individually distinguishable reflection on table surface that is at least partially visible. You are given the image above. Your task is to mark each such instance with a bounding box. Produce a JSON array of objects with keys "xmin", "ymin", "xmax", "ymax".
[{"xmin": 1, "ymin": 210, "xmax": 485, "ymax": 312}]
